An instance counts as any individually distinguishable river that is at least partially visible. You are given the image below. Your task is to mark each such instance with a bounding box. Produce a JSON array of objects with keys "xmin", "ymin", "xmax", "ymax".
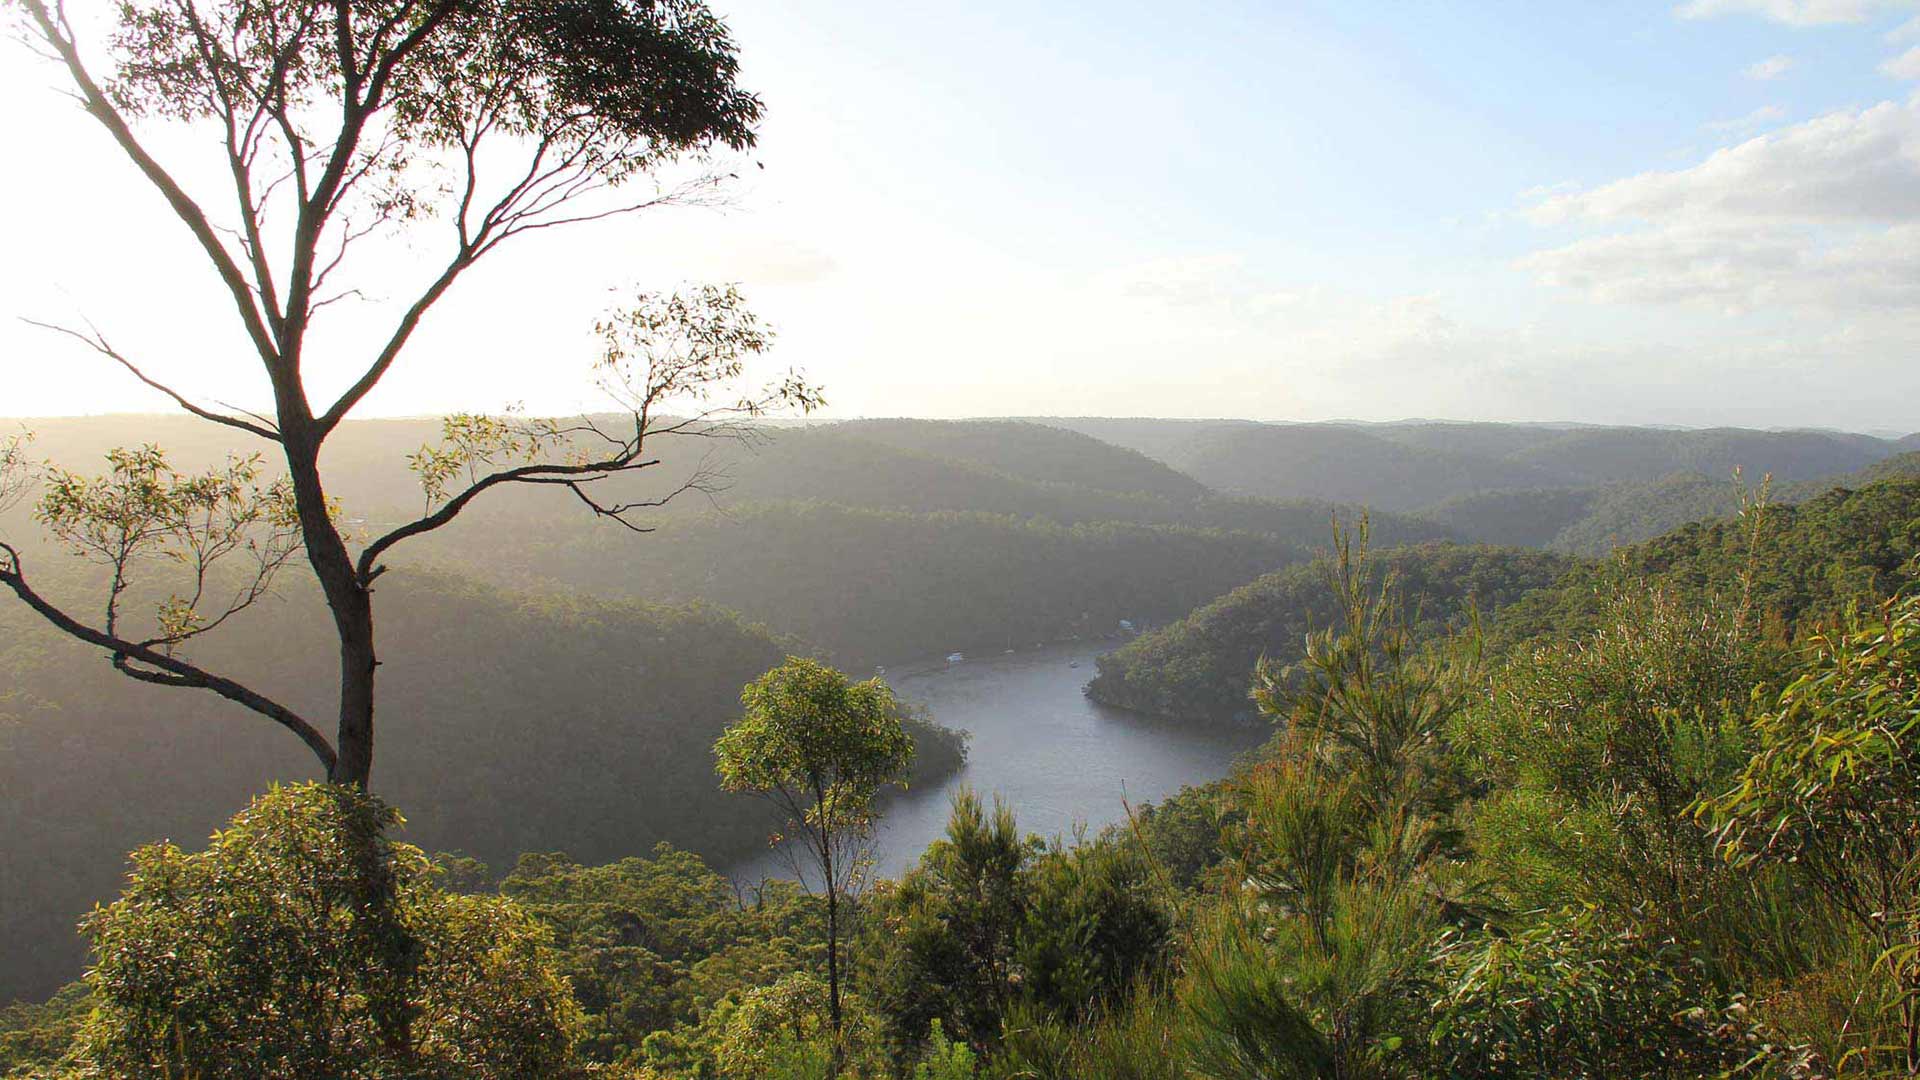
[{"xmin": 729, "ymin": 641, "xmax": 1269, "ymax": 886}]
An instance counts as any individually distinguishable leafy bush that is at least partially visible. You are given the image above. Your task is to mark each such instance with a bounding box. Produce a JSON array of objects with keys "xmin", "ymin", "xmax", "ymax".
[
  {"xmin": 864, "ymin": 791, "xmax": 1172, "ymax": 1060},
  {"xmin": 1456, "ymin": 587, "xmax": 1774, "ymax": 924},
  {"xmin": 0, "ymin": 984, "xmax": 89, "ymax": 1078},
  {"xmin": 1702, "ymin": 591, "xmax": 1920, "ymax": 1072},
  {"xmin": 1427, "ymin": 910, "xmax": 1794, "ymax": 1079},
  {"xmin": 644, "ymin": 971, "xmax": 888, "ymax": 1079},
  {"xmin": 69, "ymin": 783, "xmax": 586, "ymax": 1080},
  {"xmin": 911, "ymin": 1021, "xmax": 978, "ymax": 1080}
]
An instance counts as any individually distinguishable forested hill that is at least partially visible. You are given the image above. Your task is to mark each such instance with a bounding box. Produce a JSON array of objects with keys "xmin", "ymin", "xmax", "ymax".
[
  {"xmin": 0, "ymin": 565, "xmax": 963, "ymax": 1003},
  {"xmin": 1488, "ymin": 475, "xmax": 1920, "ymax": 649},
  {"xmin": 4, "ymin": 415, "xmax": 1444, "ymax": 542},
  {"xmin": 428, "ymin": 502, "xmax": 1313, "ymax": 667},
  {"xmin": 1091, "ymin": 475, "xmax": 1920, "ymax": 727},
  {"xmin": 826, "ymin": 418, "xmax": 1207, "ymax": 499},
  {"xmin": 1085, "ymin": 544, "xmax": 1575, "ymax": 723}
]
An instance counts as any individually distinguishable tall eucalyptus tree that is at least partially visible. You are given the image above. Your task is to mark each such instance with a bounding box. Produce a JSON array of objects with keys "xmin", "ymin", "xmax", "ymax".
[{"xmin": 1, "ymin": 1, "xmax": 813, "ymax": 786}]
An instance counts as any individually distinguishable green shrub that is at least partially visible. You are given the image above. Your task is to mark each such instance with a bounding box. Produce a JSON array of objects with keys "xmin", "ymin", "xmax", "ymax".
[
  {"xmin": 864, "ymin": 791, "xmax": 1172, "ymax": 1060},
  {"xmin": 653, "ymin": 971, "xmax": 887, "ymax": 1080},
  {"xmin": 71, "ymin": 782, "xmax": 585, "ymax": 1080},
  {"xmin": 1701, "ymin": 591, "xmax": 1920, "ymax": 1072},
  {"xmin": 1427, "ymin": 909, "xmax": 1793, "ymax": 1079},
  {"xmin": 912, "ymin": 1021, "xmax": 977, "ymax": 1080}
]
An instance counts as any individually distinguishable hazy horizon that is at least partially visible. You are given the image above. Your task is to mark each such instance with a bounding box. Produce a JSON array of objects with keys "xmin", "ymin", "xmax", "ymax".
[{"xmin": 1, "ymin": 409, "xmax": 1912, "ymax": 440}]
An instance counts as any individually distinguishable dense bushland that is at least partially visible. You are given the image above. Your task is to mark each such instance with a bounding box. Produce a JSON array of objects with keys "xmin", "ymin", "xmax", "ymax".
[
  {"xmin": 1096, "ymin": 476, "xmax": 1920, "ymax": 725},
  {"xmin": 1490, "ymin": 476, "xmax": 1920, "ymax": 648},
  {"xmin": 11, "ymin": 497, "xmax": 1920, "ymax": 1075}
]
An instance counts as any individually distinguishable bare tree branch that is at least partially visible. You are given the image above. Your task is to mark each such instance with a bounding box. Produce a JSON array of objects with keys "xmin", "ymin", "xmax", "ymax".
[
  {"xmin": 16, "ymin": 0, "xmax": 282, "ymax": 370},
  {"xmin": 21, "ymin": 319, "xmax": 281, "ymax": 442},
  {"xmin": 354, "ymin": 451, "xmax": 662, "ymax": 584},
  {"xmin": 0, "ymin": 542, "xmax": 336, "ymax": 774}
]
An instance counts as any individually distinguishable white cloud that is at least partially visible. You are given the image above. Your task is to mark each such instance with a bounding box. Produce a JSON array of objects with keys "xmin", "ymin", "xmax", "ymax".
[
  {"xmin": 1528, "ymin": 99, "xmax": 1920, "ymax": 225},
  {"xmin": 1885, "ymin": 43, "xmax": 1920, "ymax": 76},
  {"xmin": 1888, "ymin": 14, "xmax": 1920, "ymax": 38},
  {"xmin": 1522, "ymin": 98, "xmax": 1920, "ymax": 314},
  {"xmin": 1745, "ymin": 54, "xmax": 1797, "ymax": 78},
  {"xmin": 1676, "ymin": 0, "xmax": 1915, "ymax": 26}
]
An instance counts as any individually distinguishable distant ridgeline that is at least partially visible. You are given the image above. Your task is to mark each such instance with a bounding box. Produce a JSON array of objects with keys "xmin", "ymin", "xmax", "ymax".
[
  {"xmin": 1037, "ymin": 417, "xmax": 1920, "ymax": 554},
  {"xmin": 1089, "ymin": 476, "xmax": 1920, "ymax": 726}
]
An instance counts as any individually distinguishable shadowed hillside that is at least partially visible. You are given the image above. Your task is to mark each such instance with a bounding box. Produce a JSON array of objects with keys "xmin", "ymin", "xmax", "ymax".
[
  {"xmin": 446, "ymin": 501, "xmax": 1312, "ymax": 667},
  {"xmin": 0, "ymin": 564, "xmax": 964, "ymax": 1002},
  {"xmin": 830, "ymin": 418, "xmax": 1207, "ymax": 498},
  {"xmin": 3, "ymin": 416, "xmax": 1450, "ymax": 669}
]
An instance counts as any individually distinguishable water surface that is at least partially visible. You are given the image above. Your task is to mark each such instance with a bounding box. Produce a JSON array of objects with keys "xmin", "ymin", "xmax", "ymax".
[{"xmin": 731, "ymin": 641, "xmax": 1267, "ymax": 885}]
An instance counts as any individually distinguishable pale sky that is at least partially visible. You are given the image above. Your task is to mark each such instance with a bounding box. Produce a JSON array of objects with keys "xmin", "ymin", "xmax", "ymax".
[{"xmin": 3, "ymin": 0, "xmax": 1919, "ymax": 430}]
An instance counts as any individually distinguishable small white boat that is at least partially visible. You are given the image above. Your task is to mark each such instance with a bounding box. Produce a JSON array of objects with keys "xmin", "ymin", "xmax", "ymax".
[
  {"xmin": 1069, "ymin": 661, "xmax": 1080, "ymax": 669},
  {"xmin": 946, "ymin": 652, "xmax": 964, "ymax": 663}
]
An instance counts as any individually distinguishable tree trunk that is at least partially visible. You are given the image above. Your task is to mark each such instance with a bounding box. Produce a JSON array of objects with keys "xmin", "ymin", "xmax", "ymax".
[
  {"xmin": 281, "ymin": 422, "xmax": 377, "ymax": 788},
  {"xmin": 332, "ymin": 597, "xmax": 377, "ymax": 787},
  {"xmin": 823, "ymin": 825, "xmax": 843, "ymax": 1035}
]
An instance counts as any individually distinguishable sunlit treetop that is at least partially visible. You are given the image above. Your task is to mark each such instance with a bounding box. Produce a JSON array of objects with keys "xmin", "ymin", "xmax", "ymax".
[
  {"xmin": 716, "ymin": 657, "xmax": 916, "ymax": 835},
  {"xmin": 104, "ymin": 0, "xmax": 762, "ymax": 166}
]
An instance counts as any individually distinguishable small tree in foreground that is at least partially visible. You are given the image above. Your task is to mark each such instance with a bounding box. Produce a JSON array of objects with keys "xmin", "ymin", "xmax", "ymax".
[
  {"xmin": 715, "ymin": 658, "xmax": 914, "ymax": 1044},
  {"xmin": 71, "ymin": 783, "xmax": 584, "ymax": 1080}
]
